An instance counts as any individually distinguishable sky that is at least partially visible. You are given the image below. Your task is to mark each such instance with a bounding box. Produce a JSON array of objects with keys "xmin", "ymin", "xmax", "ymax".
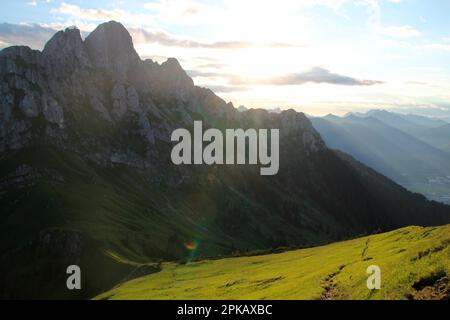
[{"xmin": 1, "ymin": 0, "xmax": 450, "ymax": 117}]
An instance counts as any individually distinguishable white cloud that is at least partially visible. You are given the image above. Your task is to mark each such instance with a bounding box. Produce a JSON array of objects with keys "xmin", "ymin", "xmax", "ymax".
[
  {"xmin": 355, "ymin": 0, "xmax": 380, "ymax": 25},
  {"xmin": 423, "ymin": 43, "xmax": 450, "ymax": 52},
  {"xmin": 129, "ymin": 27, "xmax": 304, "ymax": 49},
  {"xmin": 27, "ymin": 0, "xmax": 53, "ymax": 5},
  {"xmin": 0, "ymin": 23, "xmax": 58, "ymax": 50},
  {"xmin": 52, "ymin": 2, "xmax": 155, "ymax": 29},
  {"xmin": 376, "ymin": 25, "xmax": 421, "ymax": 38},
  {"xmin": 355, "ymin": 0, "xmax": 421, "ymax": 39},
  {"xmin": 55, "ymin": 3, "xmax": 129, "ymax": 21},
  {"xmin": 141, "ymin": 0, "xmax": 353, "ymax": 44},
  {"xmin": 0, "ymin": 39, "xmax": 10, "ymax": 49}
]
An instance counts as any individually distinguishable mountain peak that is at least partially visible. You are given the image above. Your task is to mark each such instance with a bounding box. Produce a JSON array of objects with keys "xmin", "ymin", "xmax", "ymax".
[
  {"xmin": 325, "ymin": 113, "xmax": 340, "ymax": 119},
  {"xmin": 154, "ymin": 57, "xmax": 195, "ymax": 97},
  {"xmin": 160, "ymin": 57, "xmax": 187, "ymax": 76},
  {"xmin": 44, "ymin": 26, "xmax": 83, "ymax": 47},
  {"xmin": 89, "ymin": 21, "xmax": 130, "ymax": 39},
  {"xmin": 367, "ymin": 109, "xmax": 390, "ymax": 116},
  {"xmin": 42, "ymin": 26, "xmax": 90, "ymax": 73},
  {"xmin": 43, "ymin": 27, "xmax": 83, "ymax": 53},
  {"xmin": 162, "ymin": 57, "xmax": 182, "ymax": 68},
  {"xmin": 85, "ymin": 21, "xmax": 140, "ymax": 82}
]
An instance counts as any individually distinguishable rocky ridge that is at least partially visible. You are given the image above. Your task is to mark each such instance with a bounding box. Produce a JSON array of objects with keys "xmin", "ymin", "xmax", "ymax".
[{"xmin": 0, "ymin": 21, "xmax": 324, "ymax": 169}]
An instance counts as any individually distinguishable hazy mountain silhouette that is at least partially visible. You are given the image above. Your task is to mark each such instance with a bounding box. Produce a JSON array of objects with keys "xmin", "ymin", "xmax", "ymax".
[{"xmin": 310, "ymin": 111, "xmax": 450, "ymax": 203}]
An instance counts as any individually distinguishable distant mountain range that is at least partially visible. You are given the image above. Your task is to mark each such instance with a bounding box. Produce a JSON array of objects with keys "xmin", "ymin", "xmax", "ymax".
[
  {"xmin": 310, "ymin": 110, "xmax": 450, "ymax": 204},
  {"xmin": 1, "ymin": 22, "xmax": 449, "ymax": 299},
  {"xmin": 420, "ymin": 123, "xmax": 450, "ymax": 154}
]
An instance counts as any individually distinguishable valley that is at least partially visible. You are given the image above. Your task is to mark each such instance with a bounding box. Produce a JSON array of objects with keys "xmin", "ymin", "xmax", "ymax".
[{"xmin": 310, "ymin": 111, "xmax": 450, "ymax": 204}]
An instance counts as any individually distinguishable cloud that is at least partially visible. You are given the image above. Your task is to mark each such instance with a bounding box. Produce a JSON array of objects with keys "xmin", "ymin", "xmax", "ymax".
[
  {"xmin": 201, "ymin": 85, "xmax": 251, "ymax": 93},
  {"xmin": 0, "ymin": 39, "xmax": 9, "ymax": 49},
  {"xmin": 230, "ymin": 67, "xmax": 384, "ymax": 86},
  {"xmin": 53, "ymin": 2, "xmax": 155, "ymax": 28},
  {"xmin": 196, "ymin": 63, "xmax": 228, "ymax": 69},
  {"xmin": 0, "ymin": 23, "xmax": 58, "ymax": 50},
  {"xmin": 423, "ymin": 43, "xmax": 450, "ymax": 51},
  {"xmin": 188, "ymin": 66, "xmax": 383, "ymax": 88},
  {"xmin": 356, "ymin": 0, "xmax": 380, "ymax": 25},
  {"xmin": 0, "ymin": 21, "xmax": 301, "ymax": 53},
  {"xmin": 141, "ymin": 0, "xmax": 350, "ymax": 47},
  {"xmin": 54, "ymin": 2, "xmax": 131, "ymax": 22},
  {"xmin": 376, "ymin": 25, "xmax": 421, "ymax": 38},
  {"xmin": 406, "ymin": 81, "xmax": 428, "ymax": 86},
  {"xmin": 187, "ymin": 70, "xmax": 225, "ymax": 78},
  {"xmin": 357, "ymin": 1, "xmax": 421, "ymax": 39},
  {"xmin": 129, "ymin": 28, "xmax": 303, "ymax": 49},
  {"xmin": 27, "ymin": 0, "xmax": 53, "ymax": 5}
]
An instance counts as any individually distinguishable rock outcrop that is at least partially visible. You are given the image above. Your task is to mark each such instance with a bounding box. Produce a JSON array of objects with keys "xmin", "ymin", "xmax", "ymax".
[{"xmin": 0, "ymin": 20, "xmax": 324, "ymax": 165}]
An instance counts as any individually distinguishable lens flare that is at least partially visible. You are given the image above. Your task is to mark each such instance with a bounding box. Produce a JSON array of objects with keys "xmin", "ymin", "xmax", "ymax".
[
  {"xmin": 184, "ymin": 239, "xmax": 201, "ymax": 262},
  {"xmin": 184, "ymin": 241, "xmax": 197, "ymax": 250}
]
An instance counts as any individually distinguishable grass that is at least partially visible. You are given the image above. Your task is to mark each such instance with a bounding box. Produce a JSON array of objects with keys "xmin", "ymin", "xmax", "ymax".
[{"xmin": 96, "ymin": 225, "xmax": 450, "ymax": 300}]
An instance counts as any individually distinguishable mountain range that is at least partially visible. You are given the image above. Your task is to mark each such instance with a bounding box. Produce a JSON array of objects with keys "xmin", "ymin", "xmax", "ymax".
[
  {"xmin": 0, "ymin": 21, "xmax": 449, "ymax": 299},
  {"xmin": 310, "ymin": 110, "xmax": 450, "ymax": 204}
]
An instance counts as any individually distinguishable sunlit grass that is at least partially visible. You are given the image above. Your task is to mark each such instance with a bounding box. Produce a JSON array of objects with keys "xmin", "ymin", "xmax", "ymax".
[{"xmin": 96, "ymin": 225, "xmax": 449, "ymax": 300}]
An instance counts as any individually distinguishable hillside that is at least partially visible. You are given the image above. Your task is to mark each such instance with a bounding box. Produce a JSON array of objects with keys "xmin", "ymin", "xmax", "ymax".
[
  {"xmin": 96, "ymin": 225, "xmax": 450, "ymax": 300},
  {"xmin": 420, "ymin": 124, "xmax": 450, "ymax": 154},
  {"xmin": 310, "ymin": 114, "xmax": 450, "ymax": 204},
  {"xmin": 1, "ymin": 21, "xmax": 450, "ymax": 299},
  {"xmin": 364, "ymin": 110, "xmax": 435, "ymax": 137},
  {"xmin": 363, "ymin": 111, "xmax": 450, "ymax": 155}
]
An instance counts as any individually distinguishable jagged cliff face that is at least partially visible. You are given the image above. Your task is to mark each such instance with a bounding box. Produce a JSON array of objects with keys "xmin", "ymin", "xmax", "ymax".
[
  {"xmin": 0, "ymin": 22, "xmax": 449, "ymax": 299},
  {"xmin": 0, "ymin": 21, "xmax": 324, "ymax": 169}
]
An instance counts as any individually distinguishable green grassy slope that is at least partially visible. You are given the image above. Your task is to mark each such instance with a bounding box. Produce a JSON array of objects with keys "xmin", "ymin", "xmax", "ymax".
[{"xmin": 96, "ymin": 225, "xmax": 450, "ymax": 300}]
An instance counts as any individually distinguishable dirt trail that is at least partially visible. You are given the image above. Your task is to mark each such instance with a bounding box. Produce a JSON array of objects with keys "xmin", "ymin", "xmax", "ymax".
[
  {"xmin": 361, "ymin": 238, "xmax": 370, "ymax": 258},
  {"xmin": 321, "ymin": 264, "xmax": 346, "ymax": 300}
]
